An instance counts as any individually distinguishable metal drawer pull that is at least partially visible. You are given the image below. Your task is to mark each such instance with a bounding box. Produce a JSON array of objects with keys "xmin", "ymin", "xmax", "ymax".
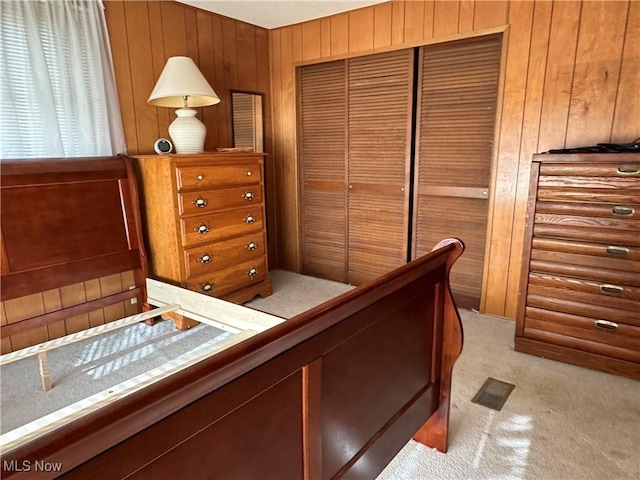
[
  {"xmin": 197, "ymin": 253, "xmax": 212, "ymax": 264},
  {"xmin": 616, "ymin": 165, "xmax": 640, "ymax": 177},
  {"xmin": 246, "ymin": 241, "xmax": 258, "ymax": 251},
  {"xmin": 196, "ymin": 174, "xmax": 204, "ymax": 180},
  {"xmin": 201, "ymin": 282, "xmax": 214, "ymax": 293},
  {"xmin": 243, "ymin": 191, "xmax": 254, "ymax": 201},
  {"xmin": 600, "ymin": 284, "xmax": 624, "ymax": 295},
  {"xmin": 193, "ymin": 197, "xmax": 208, "ymax": 208},
  {"xmin": 611, "ymin": 206, "xmax": 635, "ymax": 216},
  {"xmin": 595, "ymin": 320, "xmax": 618, "ymax": 331},
  {"xmin": 246, "ymin": 171, "xmax": 253, "ymax": 176},
  {"xmin": 195, "ymin": 223, "xmax": 211, "ymax": 234},
  {"xmin": 247, "ymin": 267, "xmax": 258, "ymax": 279},
  {"xmin": 606, "ymin": 246, "xmax": 629, "ymax": 256},
  {"xmin": 244, "ymin": 214, "xmax": 256, "ymax": 224}
]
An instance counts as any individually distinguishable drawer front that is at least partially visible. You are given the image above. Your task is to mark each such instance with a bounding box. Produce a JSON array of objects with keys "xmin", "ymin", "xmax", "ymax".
[
  {"xmin": 538, "ymin": 162, "xmax": 640, "ymax": 178},
  {"xmin": 179, "ymin": 186, "xmax": 263, "ymax": 216},
  {"xmin": 533, "ymin": 212, "xmax": 639, "ymax": 232},
  {"xmin": 184, "ymin": 232, "xmax": 266, "ymax": 280},
  {"xmin": 523, "ymin": 307, "xmax": 640, "ymax": 362},
  {"xmin": 537, "ymin": 186, "xmax": 639, "ymax": 204},
  {"xmin": 531, "ymin": 237, "xmax": 640, "ymax": 262},
  {"xmin": 176, "ymin": 163, "xmax": 261, "ymax": 190},
  {"xmin": 535, "ymin": 201, "xmax": 638, "ymax": 219},
  {"xmin": 526, "ymin": 306, "xmax": 640, "ymax": 352},
  {"xmin": 533, "ymin": 224, "xmax": 640, "ymax": 246},
  {"xmin": 181, "ymin": 208, "xmax": 264, "ymax": 247},
  {"xmin": 528, "ymin": 272, "xmax": 640, "ymax": 302},
  {"xmin": 186, "ymin": 257, "xmax": 267, "ymax": 297},
  {"xmin": 529, "ymin": 249, "xmax": 639, "ymax": 282},
  {"xmin": 526, "ymin": 284, "xmax": 640, "ymax": 325}
]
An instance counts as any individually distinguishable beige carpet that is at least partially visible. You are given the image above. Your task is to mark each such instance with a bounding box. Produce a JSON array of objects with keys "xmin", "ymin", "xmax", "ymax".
[{"xmin": 248, "ymin": 270, "xmax": 640, "ymax": 480}]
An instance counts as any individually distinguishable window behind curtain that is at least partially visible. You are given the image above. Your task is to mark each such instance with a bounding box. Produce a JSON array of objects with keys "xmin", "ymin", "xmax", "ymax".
[{"xmin": 0, "ymin": 0, "xmax": 125, "ymax": 159}]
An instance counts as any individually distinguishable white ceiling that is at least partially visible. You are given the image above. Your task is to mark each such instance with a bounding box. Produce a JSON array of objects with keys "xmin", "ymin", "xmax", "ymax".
[{"xmin": 176, "ymin": 0, "xmax": 389, "ymax": 29}]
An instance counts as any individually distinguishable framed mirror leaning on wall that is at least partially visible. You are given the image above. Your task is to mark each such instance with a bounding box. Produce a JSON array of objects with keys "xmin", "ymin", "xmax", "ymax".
[{"xmin": 231, "ymin": 91, "xmax": 264, "ymax": 153}]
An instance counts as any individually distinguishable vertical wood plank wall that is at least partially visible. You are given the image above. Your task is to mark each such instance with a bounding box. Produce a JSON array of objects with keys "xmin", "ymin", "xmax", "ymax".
[
  {"xmin": 102, "ymin": 0, "xmax": 277, "ymax": 265},
  {"xmin": 269, "ymin": 0, "xmax": 639, "ymax": 318}
]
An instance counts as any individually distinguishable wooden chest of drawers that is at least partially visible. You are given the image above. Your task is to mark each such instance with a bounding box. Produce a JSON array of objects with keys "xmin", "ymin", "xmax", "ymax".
[
  {"xmin": 133, "ymin": 153, "xmax": 272, "ymax": 327},
  {"xmin": 515, "ymin": 152, "xmax": 639, "ymax": 379}
]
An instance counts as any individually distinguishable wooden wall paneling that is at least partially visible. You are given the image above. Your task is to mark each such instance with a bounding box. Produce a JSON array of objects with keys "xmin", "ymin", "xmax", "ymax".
[
  {"xmin": 331, "ymin": 14, "xmax": 349, "ymax": 56},
  {"xmin": 349, "ymin": 9, "xmax": 375, "ymax": 53},
  {"xmin": 60, "ymin": 283, "xmax": 90, "ymax": 335},
  {"xmin": 222, "ymin": 18, "xmax": 240, "ymax": 120},
  {"xmin": 373, "ymin": 1, "xmax": 393, "ymax": 49},
  {"xmin": 125, "ymin": 1, "xmax": 159, "ymax": 155},
  {"xmin": 278, "ymin": 27, "xmax": 298, "ymax": 270},
  {"xmin": 536, "ymin": 1, "xmax": 582, "ymax": 153},
  {"xmin": 185, "ymin": 6, "xmax": 199, "ymax": 61},
  {"xmin": 270, "ymin": 27, "xmax": 283, "ymax": 269},
  {"xmin": 423, "ymin": 0, "xmax": 435, "ymax": 40},
  {"xmin": 406, "ymin": 1, "xmax": 427, "ymax": 43},
  {"xmin": 237, "ymin": 22, "xmax": 259, "ymax": 91},
  {"xmin": 481, "ymin": 0, "xmax": 533, "ymax": 316},
  {"xmin": 474, "ymin": 1, "xmax": 509, "ymax": 30},
  {"xmin": 85, "ymin": 279, "xmax": 106, "ymax": 328},
  {"xmin": 565, "ymin": 1, "xmax": 629, "ymax": 147},
  {"xmin": 391, "ymin": 0, "xmax": 405, "ymax": 45},
  {"xmin": 104, "ymin": 1, "xmax": 138, "ymax": 153},
  {"xmin": 292, "ymin": 24, "xmax": 303, "ymax": 62},
  {"xmin": 321, "ymin": 18, "xmax": 332, "ymax": 58},
  {"xmin": 42, "ymin": 289, "xmax": 66, "ymax": 339},
  {"xmin": 100, "ymin": 273, "xmax": 126, "ymax": 323},
  {"xmin": 257, "ymin": 28, "xmax": 278, "ymax": 267},
  {"xmin": 211, "ymin": 15, "xmax": 229, "ymax": 147},
  {"xmin": 458, "ymin": 0, "xmax": 475, "ymax": 34},
  {"xmin": 302, "ymin": 20, "xmax": 322, "ymax": 61},
  {"xmin": 612, "ymin": 0, "xmax": 640, "ymax": 143},
  {"xmin": 433, "ymin": 0, "xmax": 460, "ymax": 37},
  {"xmin": 147, "ymin": 1, "xmax": 171, "ymax": 141},
  {"xmin": 503, "ymin": 0, "xmax": 553, "ymax": 318},
  {"xmin": 3, "ymin": 294, "xmax": 47, "ymax": 351},
  {"xmin": 196, "ymin": 11, "xmax": 219, "ymax": 150}
]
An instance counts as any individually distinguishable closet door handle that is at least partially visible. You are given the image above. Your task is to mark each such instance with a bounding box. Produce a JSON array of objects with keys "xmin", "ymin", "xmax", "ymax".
[
  {"xmin": 599, "ymin": 284, "xmax": 624, "ymax": 295},
  {"xmin": 595, "ymin": 320, "xmax": 618, "ymax": 331},
  {"xmin": 605, "ymin": 246, "xmax": 629, "ymax": 257},
  {"xmin": 616, "ymin": 165, "xmax": 640, "ymax": 177},
  {"xmin": 611, "ymin": 206, "xmax": 635, "ymax": 217}
]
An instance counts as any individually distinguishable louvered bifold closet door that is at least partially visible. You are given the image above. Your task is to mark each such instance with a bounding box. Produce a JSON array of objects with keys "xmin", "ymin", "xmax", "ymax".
[
  {"xmin": 347, "ymin": 50, "xmax": 414, "ymax": 285},
  {"xmin": 299, "ymin": 60, "xmax": 348, "ymax": 281},
  {"xmin": 413, "ymin": 34, "xmax": 501, "ymax": 309}
]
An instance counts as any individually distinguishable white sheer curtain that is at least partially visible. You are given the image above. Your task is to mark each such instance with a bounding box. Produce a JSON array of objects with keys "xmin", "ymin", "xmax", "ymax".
[{"xmin": 0, "ymin": 0, "xmax": 126, "ymax": 159}]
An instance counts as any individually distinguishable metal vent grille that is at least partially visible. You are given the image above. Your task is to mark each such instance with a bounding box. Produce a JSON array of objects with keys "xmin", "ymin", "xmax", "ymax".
[{"xmin": 471, "ymin": 377, "xmax": 515, "ymax": 411}]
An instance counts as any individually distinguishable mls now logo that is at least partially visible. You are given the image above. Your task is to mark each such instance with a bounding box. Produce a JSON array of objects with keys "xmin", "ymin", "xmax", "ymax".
[{"xmin": 3, "ymin": 459, "xmax": 63, "ymax": 473}]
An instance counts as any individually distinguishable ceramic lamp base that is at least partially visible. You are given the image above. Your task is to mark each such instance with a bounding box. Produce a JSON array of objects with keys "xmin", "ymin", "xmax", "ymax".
[{"xmin": 169, "ymin": 107, "xmax": 206, "ymax": 154}]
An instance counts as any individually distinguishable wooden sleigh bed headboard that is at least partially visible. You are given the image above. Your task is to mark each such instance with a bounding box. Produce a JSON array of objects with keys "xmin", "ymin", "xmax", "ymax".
[{"xmin": 0, "ymin": 156, "xmax": 464, "ymax": 479}]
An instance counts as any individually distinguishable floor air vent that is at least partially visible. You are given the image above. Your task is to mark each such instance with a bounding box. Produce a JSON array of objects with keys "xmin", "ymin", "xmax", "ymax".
[{"xmin": 471, "ymin": 377, "xmax": 515, "ymax": 411}]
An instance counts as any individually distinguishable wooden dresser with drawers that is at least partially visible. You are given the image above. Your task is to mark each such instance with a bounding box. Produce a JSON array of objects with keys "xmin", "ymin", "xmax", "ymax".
[
  {"xmin": 133, "ymin": 153, "xmax": 272, "ymax": 328},
  {"xmin": 515, "ymin": 152, "xmax": 639, "ymax": 379}
]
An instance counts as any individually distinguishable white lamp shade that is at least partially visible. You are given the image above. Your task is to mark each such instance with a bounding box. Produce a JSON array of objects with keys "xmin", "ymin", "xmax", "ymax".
[{"xmin": 147, "ymin": 56, "xmax": 220, "ymax": 108}]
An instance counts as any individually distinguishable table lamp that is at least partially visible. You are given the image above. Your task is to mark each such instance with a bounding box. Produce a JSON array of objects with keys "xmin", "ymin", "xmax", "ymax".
[{"xmin": 148, "ymin": 56, "xmax": 220, "ymax": 154}]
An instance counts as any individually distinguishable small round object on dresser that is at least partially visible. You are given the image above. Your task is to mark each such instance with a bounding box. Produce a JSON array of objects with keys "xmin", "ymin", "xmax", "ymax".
[{"xmin": 154, "ymin": 138, "xmax": 173, "ymax": 154}]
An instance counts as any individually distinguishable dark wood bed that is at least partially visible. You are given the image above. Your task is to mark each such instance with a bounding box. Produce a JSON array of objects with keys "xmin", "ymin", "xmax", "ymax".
[{"xmin": 0, "ymin": 156, "xmax": 464, "ymax": 479}]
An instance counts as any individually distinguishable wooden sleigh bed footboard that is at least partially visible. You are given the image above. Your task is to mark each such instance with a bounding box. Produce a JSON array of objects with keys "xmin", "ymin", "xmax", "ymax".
[
  {"xmin": 1, "ymin": 239, "xmax": 464, "ymax": 480},
  {"xmin": 1, "ymin": 155, "xmax": 465, "ymax": 479}
]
